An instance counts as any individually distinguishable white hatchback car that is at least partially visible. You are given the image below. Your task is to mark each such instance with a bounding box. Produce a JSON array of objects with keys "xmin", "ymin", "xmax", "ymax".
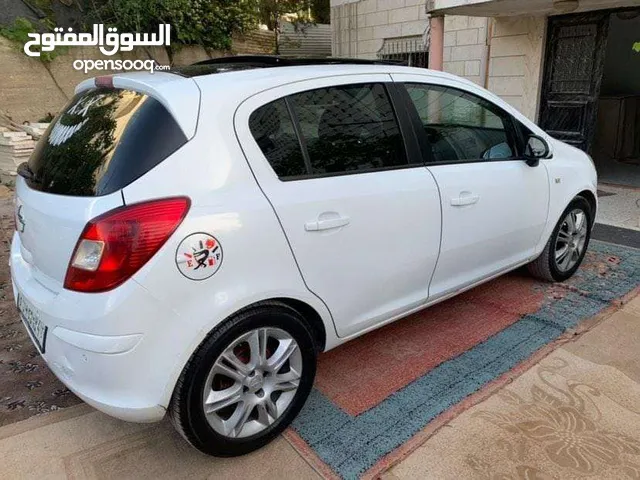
[{"xmin": 11, "ymin": 57, "xmax": 597, "ymax": 456}]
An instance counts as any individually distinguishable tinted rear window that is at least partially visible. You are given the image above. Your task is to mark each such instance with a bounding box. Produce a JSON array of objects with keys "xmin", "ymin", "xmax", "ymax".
[{"xmin": 26, "ymin": 88, "xmax": 187, "ymax": 196}]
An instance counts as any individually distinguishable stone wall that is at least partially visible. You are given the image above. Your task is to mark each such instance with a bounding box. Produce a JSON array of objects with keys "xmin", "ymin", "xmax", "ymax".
[
  {"xmin": 444, "ymin": 16, "xmax": 545, "ymax": 121},
  {"xmin": 330, "ymin": 4, "xmax": 547, "ymax": 122},
  {"xmin": 487, "ymin": 17, "xmax": 545, "ymax": 121},
  {"xmin": 443, "ymin": 15, "xmax": 488, "ymax": 86},
  {"xmin": 0, "ymin": 31, "xmax": 274, "ymax": 123},
  {"xmin": 330, "ymin": 7, "xmax": 487, "ymax": 86},
  {"xmin": 331, "ymin": 0, "xmax": 429, "ymax": 59}
]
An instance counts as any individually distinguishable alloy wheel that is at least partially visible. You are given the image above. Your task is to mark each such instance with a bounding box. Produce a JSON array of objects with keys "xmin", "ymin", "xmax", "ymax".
[
  {"xmin": 554, "ymin": 208, "xmax": 588, "ymax": 272},
  {"xmin": 202, "ymin": 327, "xmax": 302, "ymax": 438}
]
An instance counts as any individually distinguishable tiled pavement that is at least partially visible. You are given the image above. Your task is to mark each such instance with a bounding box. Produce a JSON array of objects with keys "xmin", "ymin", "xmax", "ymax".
[
  {"xmin": 385, "ymin": 296, "xmax": 640, "ymax": 480},
  {"xmin": 597, "ymin": 184, "xmax": 640, "ymax": 231}
]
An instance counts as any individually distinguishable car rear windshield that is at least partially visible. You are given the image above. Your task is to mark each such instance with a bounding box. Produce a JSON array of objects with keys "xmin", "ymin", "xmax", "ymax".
[{"xmin": 25, "ymin": 88, "xmax": 187, "ymax": 196}]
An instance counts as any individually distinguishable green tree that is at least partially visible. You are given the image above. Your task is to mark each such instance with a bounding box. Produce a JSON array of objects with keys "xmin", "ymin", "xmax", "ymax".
[
  {"xmin": 311, "ymin": 0, "xmax": 330, "ymax": 24},
  {"xmin": 0, "ymin": 17, "xmax": 66, "ymax": 62},
  {"xmin": 88, "ymin": 0, "xmax": 259, "ymax": 58},
  {"xmin": 258, "ymin": 0, "xmax": 317, "ymax": 53}
]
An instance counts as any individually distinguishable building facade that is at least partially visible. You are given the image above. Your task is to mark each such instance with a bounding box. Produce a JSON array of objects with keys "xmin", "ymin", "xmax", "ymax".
[{"xmin": 330, "ymin": 0, "xmax": 640, "ymax": 186}]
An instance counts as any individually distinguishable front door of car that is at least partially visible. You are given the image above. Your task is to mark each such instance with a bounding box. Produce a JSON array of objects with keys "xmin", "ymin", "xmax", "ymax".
[
  {"xmin": 235, "ymin": 76, "xmax": 441, "ymax": 337},
  {"xmin": 392, "ymin": 76, "xmax": 549, "ymax": 298}
]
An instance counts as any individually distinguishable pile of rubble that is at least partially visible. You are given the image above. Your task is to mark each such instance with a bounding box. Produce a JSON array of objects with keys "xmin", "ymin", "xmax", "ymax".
[{"xmin": 0, "ymin": 123, "xmax": 49, "ymax": 176}]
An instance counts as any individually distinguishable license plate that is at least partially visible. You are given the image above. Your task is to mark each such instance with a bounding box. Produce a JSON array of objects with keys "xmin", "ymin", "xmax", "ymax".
[{"xmin": 18, "ymin": 294, "xmax": 47, "ymax": 353}]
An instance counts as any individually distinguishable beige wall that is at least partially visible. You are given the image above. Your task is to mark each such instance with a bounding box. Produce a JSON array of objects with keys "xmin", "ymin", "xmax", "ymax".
[
  {"xmin": 487, "ymin": 16, "xmax": 545, "ymax": 121},
  {"xmin": 0, "ymin": 31, "xmax": 274, "ymax": 123},
  {"xmin": 331, "ymin": 0, "xmax": 429, "ymax": 59},
  {"xmin": 443, "ymin": 15, "xmax": 488, "ymax": 86},
  {"xmin": 444, "ymin": 15, "xmax": 546, "ymax": 121},
  {"xmin": 330, "ymin": 0, "xmax": 548, "ymax": 122},
  {"xmin": 330, "ymin": 7, "xmax": 490, "ymax": 87}
]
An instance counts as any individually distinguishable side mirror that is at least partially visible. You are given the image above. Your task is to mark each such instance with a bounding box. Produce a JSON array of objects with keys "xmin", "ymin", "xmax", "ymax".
[{"xmin": 524, "ymin": 135, "xmax": 550, "ymax": 166}]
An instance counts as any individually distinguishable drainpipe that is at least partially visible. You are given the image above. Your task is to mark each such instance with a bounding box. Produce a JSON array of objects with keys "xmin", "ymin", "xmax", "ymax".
[
  {"xmin": 482, "ymin": 19, "xmax": 492, "ymax": 89},
  {"xmin": 428, "ymin": 15, "xmax": 444, "ymax": 71}
]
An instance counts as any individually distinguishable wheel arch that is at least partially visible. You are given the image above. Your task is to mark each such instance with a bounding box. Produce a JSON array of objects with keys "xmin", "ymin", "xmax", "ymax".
[
  {"xmin": 577, "ymin": 189, "xmax": 597, "ymax": 220},
  {"xmin": 270, "ymin": 297, "xmax": 327, "ymax": 353},
  {"xmin": 221, "ymin": 297, "xmax": 328, "ymax": 353},
  {"xmin": 535, "ymin": 184, "xmax": 597, "ymax": 256},
  {"xmin": 163, "ymin": 295, "xmax": 330, "ymax": 410},
  {"xmin": 225, "ymin": 297, "xmax": 328, "ymax": 353}
]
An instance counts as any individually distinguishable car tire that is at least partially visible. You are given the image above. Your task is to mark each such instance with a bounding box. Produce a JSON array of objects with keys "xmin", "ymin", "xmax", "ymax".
[
  {"xmin": 169, "ymin": 301, "xmax": 317, "ymax": 457},
  {"xmin": 527, "ymin": 196, "xmax": 593, "ymax": 282}
]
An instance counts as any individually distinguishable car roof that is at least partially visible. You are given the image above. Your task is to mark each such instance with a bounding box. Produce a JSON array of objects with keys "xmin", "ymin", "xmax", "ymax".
[
  {"xmin": 77, "ymin": 60, "xmax": 479, "ymax": 138},
  {"xmin": 190, "ymin": 63, "xmax": 476, "ymax": 100}
]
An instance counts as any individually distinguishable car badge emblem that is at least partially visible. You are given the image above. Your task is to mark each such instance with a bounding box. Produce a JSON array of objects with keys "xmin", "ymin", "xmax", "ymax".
[{"xmin": 16, "ymin": 205, "xmax": 25, "ymax": 233}]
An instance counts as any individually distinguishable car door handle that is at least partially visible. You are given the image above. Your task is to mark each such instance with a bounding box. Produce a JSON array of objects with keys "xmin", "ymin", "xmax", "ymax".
[
  {"xmin": 451, "ymin": 194, "xmax": 480, "ymax": 206},
  {"xmin": 305, "ymin": 216, "xmax": 350, "ymax": 231}
]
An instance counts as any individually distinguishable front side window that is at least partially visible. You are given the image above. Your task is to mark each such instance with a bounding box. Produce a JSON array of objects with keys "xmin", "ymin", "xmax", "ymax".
[{"xmin": 404, "ymin": 83, "xmax": 517, "ymax": 163}]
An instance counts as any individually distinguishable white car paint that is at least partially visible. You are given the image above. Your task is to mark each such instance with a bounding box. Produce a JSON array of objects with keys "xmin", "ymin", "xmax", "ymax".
[
  {"xmin": 75, "ymin": 72, "xmax": 201, "ymax": 139},
  {"xmin": 425, "ymin": 160, "xmax": 549, "ymax": 298},
  {"xmin": 10, "ymin": 64, "xmax": 597, "ymax": 424},
  {"xmin": 234, "ymin": 73, "xmax": 441, "ymax": 337}
]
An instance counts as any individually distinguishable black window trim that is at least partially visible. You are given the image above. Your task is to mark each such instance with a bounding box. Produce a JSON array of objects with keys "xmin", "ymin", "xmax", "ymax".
[
  {"xmin": 397, "ymin": 81, "xmax": 529, "ymax": 166},
  {"xmin": 283, "ymin": 96, "xmax": 314, "ymax": 175},
  {"xmin": 253, "ymin": 82, "xmax": 424, "ymax": 182}
]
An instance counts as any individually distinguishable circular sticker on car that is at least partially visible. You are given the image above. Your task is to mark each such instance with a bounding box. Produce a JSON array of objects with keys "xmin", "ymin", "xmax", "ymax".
[{"xmin": 175, "ymin": 233, "xmax": 223, "ymax": 280}]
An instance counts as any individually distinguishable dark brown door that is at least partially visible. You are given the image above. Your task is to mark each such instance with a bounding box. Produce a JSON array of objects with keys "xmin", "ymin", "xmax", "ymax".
[{"xmin": 539, "ymin": 13, "xmax": 610, "ymax": 152}]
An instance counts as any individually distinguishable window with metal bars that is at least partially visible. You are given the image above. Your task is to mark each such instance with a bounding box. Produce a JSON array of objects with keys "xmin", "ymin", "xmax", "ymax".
[{"xmin": 378, "ymin": 37, "xmax": 429, "ymax": 68}]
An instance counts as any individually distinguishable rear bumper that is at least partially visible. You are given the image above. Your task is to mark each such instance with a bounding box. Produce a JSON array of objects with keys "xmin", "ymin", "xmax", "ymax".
[
  {"xmin": 52, "ymin": 371, "xmax": 166, "ymax": 423},
  {"xmin": 10, "ymin": 232, "xmax": 182, "ymax": 423}
]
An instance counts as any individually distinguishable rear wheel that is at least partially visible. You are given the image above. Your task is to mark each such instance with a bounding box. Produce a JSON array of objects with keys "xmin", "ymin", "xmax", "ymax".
[
  {"xmin": 527, "ymin": 196, "xmax": 592, "ymax": 282},
  {"xmin": 170, "ymin": 303, "xmax": 316, "ymax": 456}
]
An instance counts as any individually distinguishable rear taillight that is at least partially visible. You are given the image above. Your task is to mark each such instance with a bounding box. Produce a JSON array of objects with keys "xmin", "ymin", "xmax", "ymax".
[{"xmin": 64, "ymin": 197, "xmax": 190, "ymax": 293}]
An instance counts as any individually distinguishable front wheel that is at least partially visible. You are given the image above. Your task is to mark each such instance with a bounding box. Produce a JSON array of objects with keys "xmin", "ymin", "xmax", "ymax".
[
  {"xmin": 169, "ymin": 302, "xmax": 317, "ymax": 456},
  {"xmin": 527, "ymin": 196, "xmax": 592, "ymax": 282}
]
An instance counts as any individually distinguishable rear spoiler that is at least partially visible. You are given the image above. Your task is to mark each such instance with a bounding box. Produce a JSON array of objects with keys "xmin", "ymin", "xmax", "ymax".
[{"xmin": 75, "ymin": 73, "xmax": 201, "ymax": 139}]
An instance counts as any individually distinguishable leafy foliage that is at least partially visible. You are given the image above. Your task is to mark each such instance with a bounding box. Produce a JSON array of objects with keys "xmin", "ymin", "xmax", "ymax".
[
  {"xmin": 258, "ymin": 0, "xmax": 312, "ymax": 29},
  {"xmin": 258, "ymin": 0, "xmax": 324, "ymax": 53},
  {"xmin": 0, "ymin": 17, "xmax": 66, "ymax": 62},
  {"xmin": 311, "ymin": 0, "xmax": 330, "ymax": 24},
  {"xmin": 2, "ymin": 0, "xmax": 329, "ymax": 60},
  {"xmin": 88, "ymin": 0, "xmax": 260, "ymax": 52},
  {"xmin": 633, "ymin": 42, "xmax": 640, "ymax": 53}
]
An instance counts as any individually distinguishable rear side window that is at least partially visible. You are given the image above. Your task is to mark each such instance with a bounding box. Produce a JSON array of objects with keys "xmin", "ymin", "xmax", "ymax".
[
  {"xmin": 289, "ymin": 84, "xmax": 407, "ymax": 175},
  {"xmin": 249, "ymin": 83, "xmax": 408, "ymax": 179},
  {"xmin": 26, "ymin": 88, "xmax": 187, "ymax": 196},
  {"xmin": 248, "ymin": 99, "xmax": 307, "ymax": 178}
]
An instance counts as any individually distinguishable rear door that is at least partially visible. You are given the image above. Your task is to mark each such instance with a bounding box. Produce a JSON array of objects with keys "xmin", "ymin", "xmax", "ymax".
[
  {"xmin": 235, "ymin": 75, "xmax": 441, "ymax": 337},
  {"xmin": 14, "ymin": 79, "xmax": 193, "ymax": 288},
  {"xmin": 392, "ymin": 75, "xmax": 549, "ymax": 298}
]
